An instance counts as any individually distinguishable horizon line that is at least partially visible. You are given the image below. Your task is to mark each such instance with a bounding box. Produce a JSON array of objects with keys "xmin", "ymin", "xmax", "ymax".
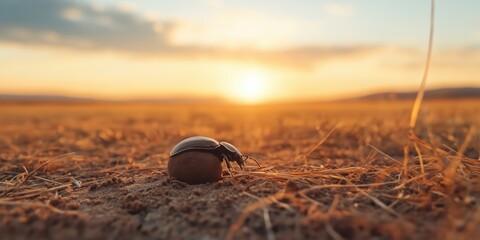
[{"xmin": 1, "ymin": 86, "xmax": 480, "ymax": 105}]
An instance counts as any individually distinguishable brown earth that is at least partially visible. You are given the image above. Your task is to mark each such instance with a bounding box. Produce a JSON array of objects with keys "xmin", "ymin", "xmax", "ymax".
[{"xmin": 0, "ymin": 100, "xmax": 479, "ymax": 240}]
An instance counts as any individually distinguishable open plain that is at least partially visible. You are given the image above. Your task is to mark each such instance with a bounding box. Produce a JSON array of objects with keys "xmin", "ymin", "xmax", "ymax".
[{"xmin": 0, "ymin": 100, "xmax": 479, "ymax": 240}]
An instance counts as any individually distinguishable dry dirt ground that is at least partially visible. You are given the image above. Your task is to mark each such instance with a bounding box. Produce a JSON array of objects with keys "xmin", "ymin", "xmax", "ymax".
[{"xmin": 0, "ymin": 100, "xmax": 479, "ymax": 240}]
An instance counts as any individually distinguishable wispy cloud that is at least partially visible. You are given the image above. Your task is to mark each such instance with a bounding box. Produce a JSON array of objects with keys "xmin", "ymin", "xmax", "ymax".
[
  {"xmin": 325, "ymin": 3, "xmax": 354, "ymax": 17},
  {"xmin": 61, "ymin": 6, "xmax": 83, "ymax": 21},
  {"xmin": 379, "ymin": 46, "xmax": 480, "ymax": 76},
  {"xmin": 201, "ymin": 0, "xmax": 224, "ymax": 8},
  {"xmin": 474, "ymin": 30, "xmax": 480, "ymax": 40},
  {"xmin": 0, "ymin": 0, "xmax": 176, "ymax": 51},
  {"xmin": 0, "ymin": 0, "xmax": 380, "ymax": 69}
]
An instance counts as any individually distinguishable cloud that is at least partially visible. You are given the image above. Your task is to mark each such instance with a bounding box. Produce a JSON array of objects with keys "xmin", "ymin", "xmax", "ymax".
[
  {"xmin": 61, "ymin": 7, "xmax": 83, "ymax": 21},
  {"xmin": 378, "ymin": 45, "xmax": 480, "ymax": 75},
  {"xmin": 117, "ymin": 2, "xmax": 137, "ymax": 13},
  {"xmin": 179, "ymin": 45, "xmax": 385, "ymax": 69},
  {"xmin": 474, "ymin": 30, "xmax": 480, "ymax": 40},
  {"xmin": 432, "ymin": 46, "xmax": 480, "ymax": 69},
  {"xmin": 0, "ymin": 0, "xmax": 379, "ymax": 69},
  {"xmin": 169, "ymin": 10, "xmax": 306, "ymax": 49},
  {"xmin": 0, "ymin": 0, "xmax": 175, "ymax": 51},
  {"xmin": 201, "ymin": 0, "xmax": 224, "ymax": 8},
  {"xmin": 325, "ymin": 3, "xmax": 354, "ymax": 17}
]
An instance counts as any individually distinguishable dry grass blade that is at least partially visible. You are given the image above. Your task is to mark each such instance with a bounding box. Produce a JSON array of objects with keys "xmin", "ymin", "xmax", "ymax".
[
  {"xmin": 443, "ymin": 144, "xmax": 478, "ymax": 161},
  {"xmin": 252, "ymin": 167, "xmax": 366, "ymax": 175},
  {"xmin": 33, "ymin": 176, "xmax": 63, "ymax": 185},
  {"xmin": 391, "ymin": 174, "xmax": 429, "ymax": 191},
  {"xmin": 21, "ymin": 152, "xmax": 76, "ymax": 185},
  {"xmin": 409, "ymin": 0, "xmax": 435, "ymax": 129},
  {"xmin": 377, "ymin": 193, "xmax": 426, "ymax": 204},
  {"xmin": 441, "ymin": 128, "xmax": 475, "ymax": 184},
  {"xmin": 361, "ymin": 149, "xmax": 376, "ymax": 167},
  {"xmin": 226, "ymin": 191, "xmax": 285, "ymax": 240},
  {"xmin": 299, "ymin": 181, "xmax": 402, "ymax": 206},
  {"xmin": 457, "ymin": 126, "xmax": 476, "ymax": 157},
  {"xmin": 369, "ymin": 145, "xmax": 403, "ymax": 166},
  {"xmin": 409, "ymin": 131, "xmax": 449, "ymax": 156},
  {"xmin": 263, "ymin": 208, "xmax": 275, "ymax": 240},
  {"xmin": 301, "ymin": 181, "xmax": 400, "ymax": 194},
  {"xmin": 3, "ymin": 184, "xmax": 71, "ymax": 201},
  {"xmin": 325, "ymin": 223, "xmax": 344, "ymax": 240},
  {"xmin": 0, "ymin": 200, "xmax": 79, "ymax": 215},
  {"xmin": 403, "ymin": 146, "xmax": 409, "ymax": 184},
  {"xmin": 325, "ymin": 195, "xmax": 344, "ymax": 240},
  {"xmin": 243, "ymin": 191, "xmax": 295, "ymax": 213},
  {"xmin": 1, "ymin": 152, "xmax": 75, "ymax": 197},
  {"xmin": 327, "ymin": 194, "xmax": 339, "ymax": 215},
  {"xmin": 306, "ymin": 123, "xmax": 340, "ymax": 157},
  {"xmin": 355, "ymin": 188, "xmax": 400, "ymax": 217},
  {"xmin": 413, "ymin": 142, "xmax": 426, "ymax": 182}
]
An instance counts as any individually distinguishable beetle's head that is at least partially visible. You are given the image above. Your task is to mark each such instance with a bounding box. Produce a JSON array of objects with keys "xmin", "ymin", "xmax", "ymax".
[{"xmin": 219, "ymin": 142, "xmax": 245, "ymax": 169}]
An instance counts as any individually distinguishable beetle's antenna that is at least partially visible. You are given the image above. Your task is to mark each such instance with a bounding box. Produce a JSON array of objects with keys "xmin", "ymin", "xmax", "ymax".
[
  {"xmin": 244, "ymin": 155, "xmax": 261, "ymax": 167},
  {"xmin": 246, "ymin": 153, "xmax": 266, "ymax": 159}
]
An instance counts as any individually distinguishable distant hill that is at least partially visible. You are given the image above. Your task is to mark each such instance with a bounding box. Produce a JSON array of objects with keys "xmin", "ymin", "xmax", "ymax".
[
  {"xmin": 344, "ymin": 87, "xmax": 480, "ymax": 101},
  {"xmin": 0, "ymin": 94, "xmax": 99, "ymax": 103},
  {"xmin": 1, "ymin": 87, "xmax": 479, "ymax": 104},
  {"xmin": 0, "ymin": 94, "xmax": 224, "ymax": 104},
  {"xmin": 126, "ymin": 96, "xmax": 224, "ymax": 104}
]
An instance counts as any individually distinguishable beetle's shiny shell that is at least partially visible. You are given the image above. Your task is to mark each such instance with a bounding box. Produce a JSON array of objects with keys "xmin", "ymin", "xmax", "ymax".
[
  {"xmin": 168, "ymin": 150, "xmax": 223, "ymax": 184},
  {"xmin": 170, "ymin": 136, "xmax": 220, "ymax": 157},
  {"xmin": 220, "ymin": 142, "xmax": 242, "ymax": 155}
]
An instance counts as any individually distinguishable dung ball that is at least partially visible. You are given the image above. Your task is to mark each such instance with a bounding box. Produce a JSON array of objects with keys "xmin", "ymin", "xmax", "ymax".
[{"xmin": 167, "ymin": 150, "xmax": 223, "ymax": 184}]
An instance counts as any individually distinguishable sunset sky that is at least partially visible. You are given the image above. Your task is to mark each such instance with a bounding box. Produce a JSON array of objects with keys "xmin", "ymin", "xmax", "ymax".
[{"xmin": 0, "ymin": 0, "xmax": 479, "ymax": 103}]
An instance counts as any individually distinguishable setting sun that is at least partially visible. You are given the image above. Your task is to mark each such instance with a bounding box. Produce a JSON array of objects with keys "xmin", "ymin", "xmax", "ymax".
[{"xmin": 235, "ymin": 72, "xmax": 268, "ymax": 104}]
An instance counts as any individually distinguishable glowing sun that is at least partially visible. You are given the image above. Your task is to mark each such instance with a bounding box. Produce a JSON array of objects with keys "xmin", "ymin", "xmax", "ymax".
[{"xmin": 236, "ymin": 72, "xmax": 268, "ymax": 104}]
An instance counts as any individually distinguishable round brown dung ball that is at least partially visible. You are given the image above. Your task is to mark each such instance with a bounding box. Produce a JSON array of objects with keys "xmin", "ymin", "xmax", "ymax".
[{"xmin": 167, "ymin": 150, "xmax": 223, "ymax": 184}]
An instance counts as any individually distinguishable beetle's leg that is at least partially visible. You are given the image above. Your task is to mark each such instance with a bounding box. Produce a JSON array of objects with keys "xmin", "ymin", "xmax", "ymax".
[
  {"xmin": 224, "ymin": 154, "xmax": 242, "ymax": 172},
  {"xmin": 236, "ymin": 158, "xmax": 245, "ymax": 170},
  {"xmin": 222, "ymin": 154, "xmax": 235, "ymax": 176}
]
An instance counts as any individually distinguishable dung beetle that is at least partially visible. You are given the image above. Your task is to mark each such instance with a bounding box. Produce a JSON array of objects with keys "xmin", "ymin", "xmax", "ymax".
[
  {"xmin": 168, "ymin": 136, "xmax": 260, "ymax": 184},
  {"xmin": 170, "ymin": 136, "xmax": 260, "ymax": 171}
]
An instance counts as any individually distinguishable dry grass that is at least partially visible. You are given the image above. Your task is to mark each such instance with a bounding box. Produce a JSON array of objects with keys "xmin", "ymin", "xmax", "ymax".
[{"xmin": 0, "ymin": 100, "xmax": 479, "ymax": 239}]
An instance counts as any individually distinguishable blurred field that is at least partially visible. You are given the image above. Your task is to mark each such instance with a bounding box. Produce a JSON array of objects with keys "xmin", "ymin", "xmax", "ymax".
[{"xmin": 0, "ymin": 100, "xmax": 479, "ymax": 240}]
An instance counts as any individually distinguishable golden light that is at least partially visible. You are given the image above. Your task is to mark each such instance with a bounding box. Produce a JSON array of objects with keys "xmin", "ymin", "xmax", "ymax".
[{"xmin": 234, "ymin": 71, "xmax": 268, "ymax": 104}]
